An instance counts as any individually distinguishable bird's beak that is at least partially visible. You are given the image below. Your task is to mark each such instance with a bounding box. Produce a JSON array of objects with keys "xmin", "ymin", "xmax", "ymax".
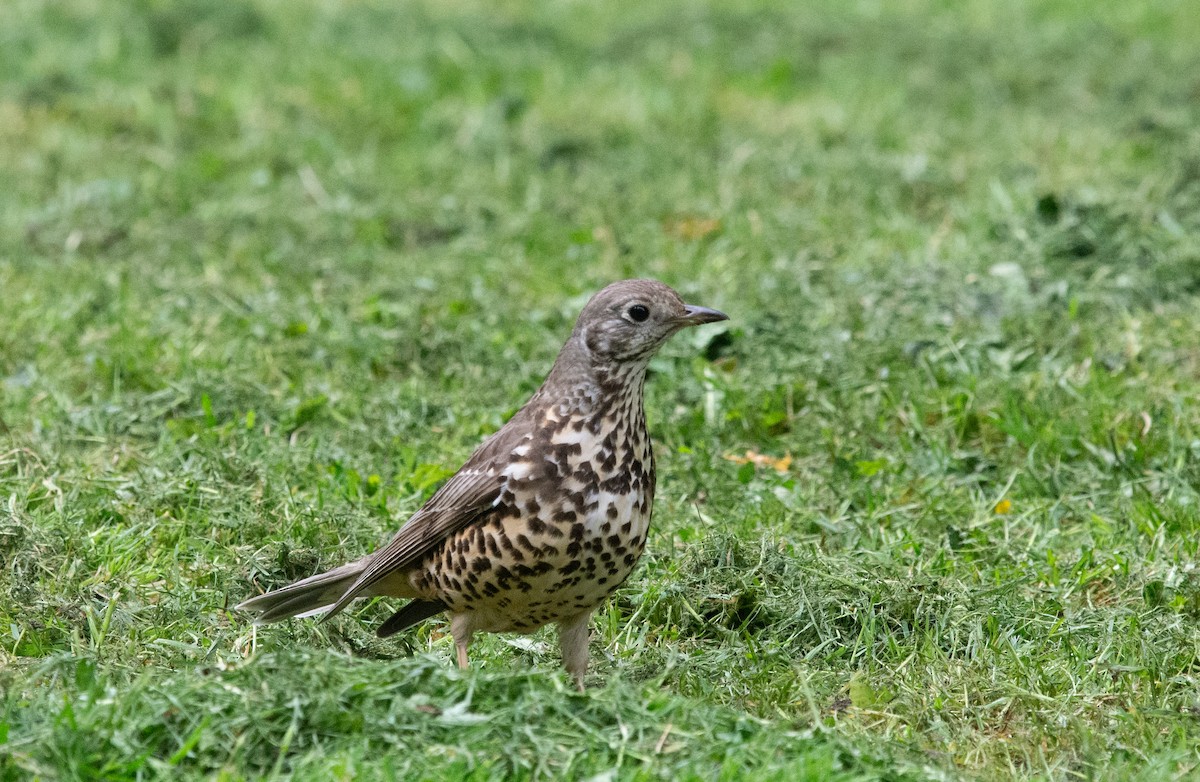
[{"xmin": 675, "ymin": 304, "xmax": 729, "ymax": 327}]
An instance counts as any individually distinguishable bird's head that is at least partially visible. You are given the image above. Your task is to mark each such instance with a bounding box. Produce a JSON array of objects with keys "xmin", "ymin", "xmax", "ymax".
[{"xmin": 572, "ymin": 279, "xmax": 728, "ymax": 366}]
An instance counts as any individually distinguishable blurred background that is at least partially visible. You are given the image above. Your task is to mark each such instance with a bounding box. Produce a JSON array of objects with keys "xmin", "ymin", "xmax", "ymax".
[{"xmin": 2, "ymin": 1, "xmax": 1199, "ymax": 779}]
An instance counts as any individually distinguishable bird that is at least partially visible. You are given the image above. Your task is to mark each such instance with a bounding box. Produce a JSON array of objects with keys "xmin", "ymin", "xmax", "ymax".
[{"xmin": 236, "ymin": 279, "xmax": 728, "ymax": 689}]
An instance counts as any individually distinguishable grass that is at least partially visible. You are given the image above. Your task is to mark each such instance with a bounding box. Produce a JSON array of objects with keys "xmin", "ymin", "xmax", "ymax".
[{"xmin": 2, "ymin": 0, "xmax": 1200, "ymax": 778}]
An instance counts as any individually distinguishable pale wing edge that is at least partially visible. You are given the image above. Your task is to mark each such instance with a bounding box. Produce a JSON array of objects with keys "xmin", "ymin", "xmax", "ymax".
[{"xmin": 319, "ymin": 466, "xmax": 503, "ymax": 620}]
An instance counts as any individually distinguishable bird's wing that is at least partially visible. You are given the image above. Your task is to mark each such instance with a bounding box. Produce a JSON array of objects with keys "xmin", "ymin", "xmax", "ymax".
[{"xmin": 320, "ymin": 457, "xmax": 508, "ymax": 621}]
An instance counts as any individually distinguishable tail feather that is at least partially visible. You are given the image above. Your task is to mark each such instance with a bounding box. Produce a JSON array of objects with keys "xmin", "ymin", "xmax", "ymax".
[
  {"xmin": 377, "ymin": 599, "xmax": 448, "ymax": 638},
  {"xmin": 237, "ymin": 560, "xmax": 367, "ymax": 623},
  {"xmin": 258, "ymin": 591, "xmax": 337, "ymax": 623}
]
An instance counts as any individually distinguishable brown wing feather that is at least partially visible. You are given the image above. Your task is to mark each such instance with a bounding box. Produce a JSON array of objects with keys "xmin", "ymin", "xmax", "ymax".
[
  {"xmin": 315, "ymin": 401, "xmax": 539, "ymax": 622},
  {"xmin": 319, "ymin": 455, "xmax": 511, "ymax": 621}
]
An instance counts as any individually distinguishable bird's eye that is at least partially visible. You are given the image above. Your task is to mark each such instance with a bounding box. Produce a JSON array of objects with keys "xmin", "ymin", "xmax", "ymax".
[{"xmin": 627, "ymin": 304, "xmax": 650, "ymax": 322}]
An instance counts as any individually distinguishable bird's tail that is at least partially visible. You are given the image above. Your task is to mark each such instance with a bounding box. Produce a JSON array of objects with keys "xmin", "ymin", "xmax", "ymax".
[
  {"xmin": 236, "ymin": 559, "xmax": 368, "ymax": 624},
  {"xmin": 377, "ymin": 598, "xmax": 448, "ymax": 638}
]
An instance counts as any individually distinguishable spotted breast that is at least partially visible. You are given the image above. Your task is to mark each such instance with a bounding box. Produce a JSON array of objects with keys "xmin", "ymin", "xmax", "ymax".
[{"xmin": 412, "ymin": 367, "xmax": 655, "ymax": 634}]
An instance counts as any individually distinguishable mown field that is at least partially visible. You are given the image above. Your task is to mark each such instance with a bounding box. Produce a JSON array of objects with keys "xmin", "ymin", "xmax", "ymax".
[{"xmin": 2, "ymin": 0, "xmax": 1199, "ymax": 779}]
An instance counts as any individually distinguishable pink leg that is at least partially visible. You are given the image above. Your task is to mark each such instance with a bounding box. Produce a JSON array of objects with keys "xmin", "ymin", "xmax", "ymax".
[
  {"xmin": 450, "ymin": 613, "xmax": 474, "ymax": 670},
  {"xmin": 558, "ymin": 611, "xmax": 593, "ymax": 691}
]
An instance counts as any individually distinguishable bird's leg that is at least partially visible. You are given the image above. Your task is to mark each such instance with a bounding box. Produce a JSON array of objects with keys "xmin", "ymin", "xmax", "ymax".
[
  {"xmin": 450, "ymin": 613, "xmax": 474, "ymax": 670},
  {"xmin": 557, "ymin": 611, "xmax": 593, "ymax": 692}
]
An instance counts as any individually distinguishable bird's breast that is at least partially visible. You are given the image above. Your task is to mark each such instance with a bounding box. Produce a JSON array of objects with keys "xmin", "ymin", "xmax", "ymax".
[{"xmin": 415, "ymin": 411, "xmax": 656, "ymax": 632}]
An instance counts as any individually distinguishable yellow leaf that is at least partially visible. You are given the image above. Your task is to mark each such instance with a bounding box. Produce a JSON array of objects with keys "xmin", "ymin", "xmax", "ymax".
[
  {"xmin": 994, "ymin": 498, "xmax": 1013, "ymax": 514},
  {"xmin": 667, "ymin": 216, "xmax": 721, "ymax": 240},
  {"xmin": 722, "ymin": 450, "xmax": 792, "ymax": 474}
]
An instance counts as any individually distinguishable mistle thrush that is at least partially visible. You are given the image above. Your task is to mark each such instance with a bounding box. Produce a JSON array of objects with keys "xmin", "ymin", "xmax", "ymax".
[{"xmin": 236, "ymin": 279, "xmax": 728, "ymax": 688}]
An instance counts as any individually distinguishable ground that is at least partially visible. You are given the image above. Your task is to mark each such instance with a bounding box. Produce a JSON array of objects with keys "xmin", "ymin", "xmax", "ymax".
[{"xmin": 2, "ymin": 1, "xmax": 1199, "ymax": 779}]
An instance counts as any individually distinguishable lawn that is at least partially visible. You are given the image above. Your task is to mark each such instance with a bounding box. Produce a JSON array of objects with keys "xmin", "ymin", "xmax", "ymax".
[{"xmin": 2, "ymin": 0, "xmax": 1200, "ymax": 779}]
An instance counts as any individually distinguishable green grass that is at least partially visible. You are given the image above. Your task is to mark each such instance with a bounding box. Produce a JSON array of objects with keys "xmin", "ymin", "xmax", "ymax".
[{"xmin": 3, "ymin": 0, "xmax": 1200, "ymax": 778}]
